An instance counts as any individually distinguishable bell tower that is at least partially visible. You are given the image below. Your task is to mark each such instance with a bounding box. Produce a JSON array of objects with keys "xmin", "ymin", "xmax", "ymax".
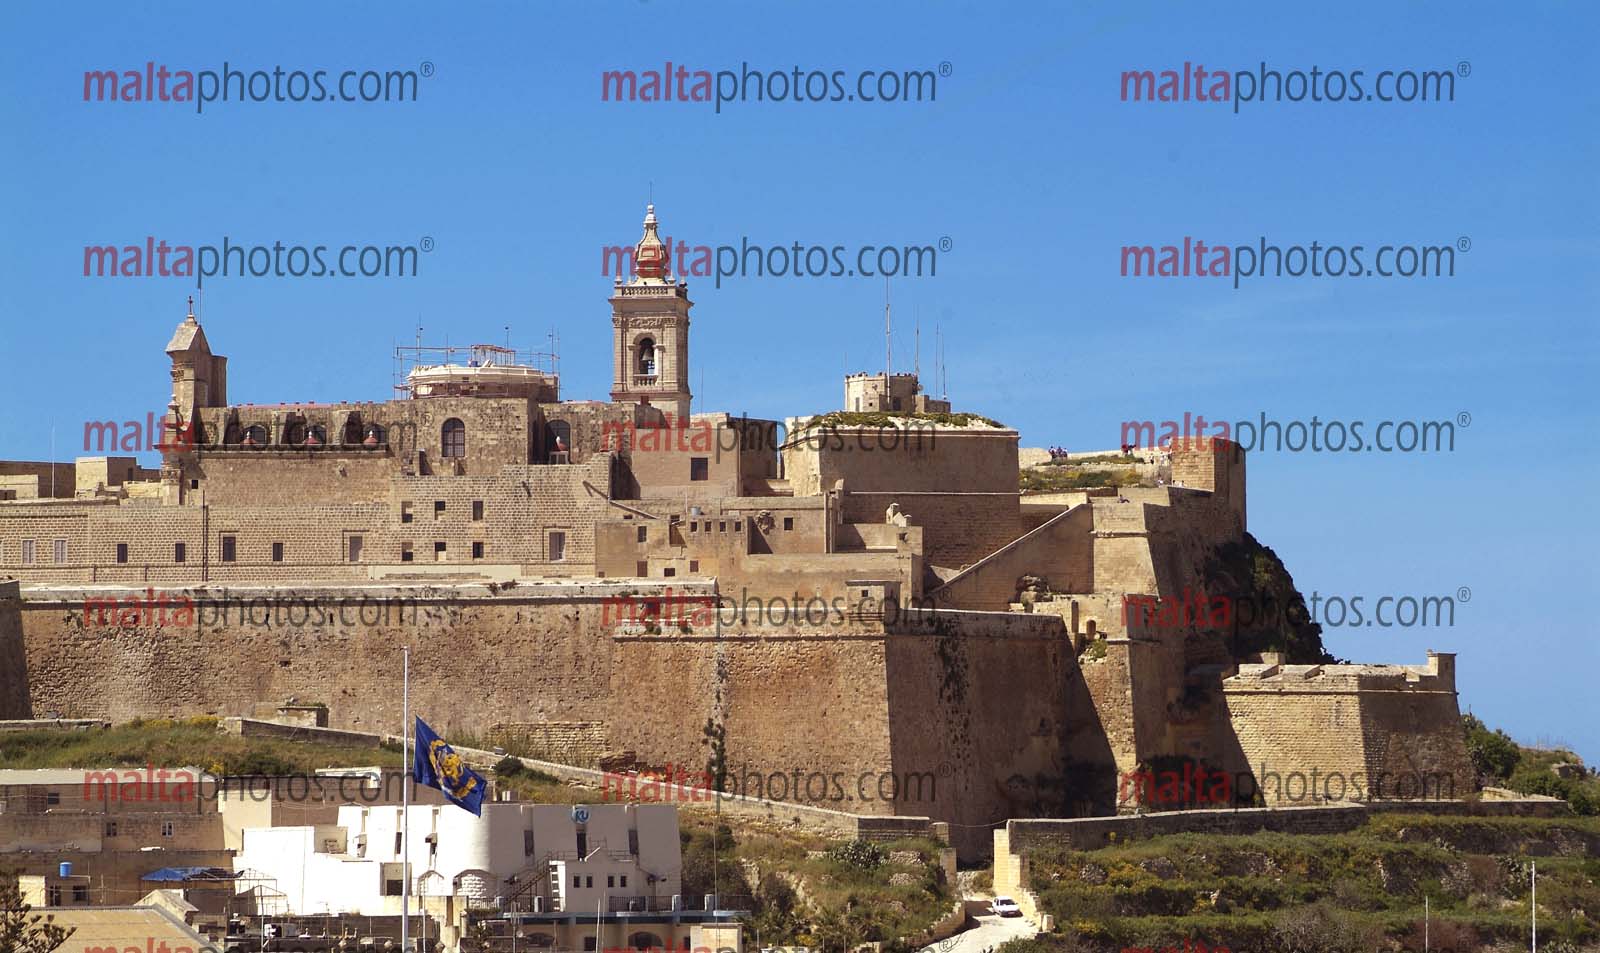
[{"xmin": 610, "ymin": 204, "xmax": 692, "ymax": 419}]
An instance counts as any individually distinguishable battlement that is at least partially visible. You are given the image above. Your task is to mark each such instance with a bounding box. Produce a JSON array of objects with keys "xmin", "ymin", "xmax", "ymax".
[{"xmin": 1226, "ymin": 651, "xmax": 1457, "ymax": 694}]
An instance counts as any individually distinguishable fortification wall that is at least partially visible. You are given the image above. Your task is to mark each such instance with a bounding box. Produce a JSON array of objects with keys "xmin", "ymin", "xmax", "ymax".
[
  {"xmin": 1222, "ymin": 655, "xmax": 1473, "ymax": 804},
  {"xmin": 0, "ymin": 581, "xmax": 29, "ymax": 718},
  {"xmin": 13, "ymin": 584, "xmax": 1098, "ymax": 860},
  {"xmin": 930, "ymin": 504, "xmax": 1093, "ymax": 611}
]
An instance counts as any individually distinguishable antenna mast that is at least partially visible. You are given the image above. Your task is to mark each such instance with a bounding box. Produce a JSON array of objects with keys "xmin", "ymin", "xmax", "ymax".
[{"xmin": 884, "ymin": 277, "xmax": 892, "ymax": 380}]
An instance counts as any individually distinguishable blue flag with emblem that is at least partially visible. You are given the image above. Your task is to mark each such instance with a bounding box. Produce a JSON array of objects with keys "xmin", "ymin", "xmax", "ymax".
[{"xmin": 413, "ymin": 717, "xmax": 487, "ymax": 816}]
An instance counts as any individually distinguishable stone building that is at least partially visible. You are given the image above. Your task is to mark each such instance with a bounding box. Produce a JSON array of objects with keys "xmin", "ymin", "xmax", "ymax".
[{"xmin": 0, "ymin": 206, "xmax": 1475, "ymax": 858}]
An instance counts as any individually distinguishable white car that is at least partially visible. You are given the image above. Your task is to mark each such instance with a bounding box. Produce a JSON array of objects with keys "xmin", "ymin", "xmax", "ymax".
[{"xmin": 990, "ymin": 896, "xmax": 1022, "ymax": 917}]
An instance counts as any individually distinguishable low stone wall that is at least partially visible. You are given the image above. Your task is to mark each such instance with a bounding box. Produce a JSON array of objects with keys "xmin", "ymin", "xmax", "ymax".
[
  {"xmin": 489, "ymin": 721, "xmax": 611, "ymax": 768},
  {"xmin": 1001, "ymin": 799, "xmax": 1569, "ymax": 854}
]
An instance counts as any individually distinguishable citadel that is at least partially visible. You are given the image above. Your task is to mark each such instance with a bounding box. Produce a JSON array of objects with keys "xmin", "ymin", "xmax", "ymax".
[{"xmin": 0, "ymin": 205, "xmax": 1472, "ymax": 858}]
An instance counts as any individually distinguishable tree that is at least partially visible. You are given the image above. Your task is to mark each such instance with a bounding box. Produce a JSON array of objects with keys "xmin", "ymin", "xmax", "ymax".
[{"xmin": 0, "ymin": 876, "xmax": 75, "ymax": 953}]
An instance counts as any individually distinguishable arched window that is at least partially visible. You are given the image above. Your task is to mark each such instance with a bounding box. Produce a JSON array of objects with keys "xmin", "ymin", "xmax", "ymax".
[
  {"xmin": 243, "ymin": 425, "xmax": 268, "ymax": 448},
  {"xmin": 282, "ymin": 419, "xmax": 305, "ymax": 446},
  {"xmin": 637, "ymin": 338, "xmax": 656, "ymax": 376},
  {"xmin": 305, "ymin": 424, "xmax": 327, "ymax": 447},
  {"xmin": 442, "ymin": 418, "xmax": 466, "ymax": 458},
  {"xmin": 342, "ymin": 415, "xmax": 364, "ymax": 446}
]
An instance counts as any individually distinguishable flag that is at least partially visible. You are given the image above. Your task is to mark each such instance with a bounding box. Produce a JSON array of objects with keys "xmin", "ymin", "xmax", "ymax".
[{"xmin": 413, "ymin": 717, "xmax": 487, "ymax": 816}]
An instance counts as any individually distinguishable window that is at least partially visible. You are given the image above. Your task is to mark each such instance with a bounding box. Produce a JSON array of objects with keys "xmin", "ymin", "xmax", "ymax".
[
  {"xmin": 607, "ymin": 875, "xmax": 615, "ymax": 888},
  {"xmin": 220, "ymin": 535, "xmax": 237, "ymax": 562},
  {"xmin": 573, "ymin": 875, "xmax": 581, "ymax": 888},
  {"xmin": 105, "ymin": 821, "xmax": 118, "ymax": 836},
  {"xmin": 395, "ymin": 832, "xmax": 403, "ymax": 855},
  {"xmin": 471, "ymin": 500, "xmax": 484, "ymax": 521},
  {"xmin": 585, "ymin": 876, "xmax": 594, "ymax": 888},
  {"xmin": 689, "ymin": 560, "xmax": 699, "ymax": 573},
  {"xmin": 718, "ymin": 521, "xmax": 726, "ymax": 533},
  {"xmin": 690, "ymin": 457, "xmax": 709, "ymax": 481},
  {"xmin": 549, "ymin": 531, "xmax": 566, "ymax": 562},
  {"xmin": 45, "ymin": 791, "xmax": 60, "ymax": 806},
  {"xmin": 53, "ymin": 539, "xmax": 67, "ymax": 563},
  {"xmin": 577, "ymin": 831, "xmax": 587, "ymax": 855},
  {"xmin": 161, "ymin": 821, "xmax": 174, "ymax": 837},
  {"xmin": 442, "ymin": 418, "xmax": 466, "ymax": 458},
  {"xmin": 637, "ymin": 337, "xmax": 656, "ymax": 375},
  {"xmin": 663, "ymin": 567, "xmax": 675, "ymax": 578},
  {"xmin": 385, "ymin": 878, "xmax": 404, "ymax": 897},
  {"xmin": 689, "ymin": 521, "xmax": 697, "ymax": 532},
  {"xmin": 636, "ymin": 561, "xmax": 648, "ymax": 577},
  {"xmin": 524, "ymin": 830, "xmax": 535, "ymax": 856},
  {"xmin": 271, "ymin": 542, "xmax": 284, "ymax": 562},
  {"xmin": 401, "ymin": 543, "xmax": 413, "ymax": 562},
  {"xmin": 620, "ymin": 875, "xmax": 628, "ymax": 888},
  {"xmin": 584, "ymin": 940, "xmax": 596, "ymax": 952},
  {"xmin": 72, "ymin": 884, "xmax": 88, "ymax": 903},
  {"xmin": 434, "ymin": 500, "xmax": 445, "ymax": 518},
  {"xmin": 243, "ymin": 424, "xmax": 268, "ymax": 447},
  {"xmin": 21, "ymin": 540, "xmax": 34, "ymax": 564},
  {"xmin": 472, "ymin": 542, "xmax": 484, "ymax": 560},
  {"xmin": 401, "ymin": 501, "xmax": 414, "ymax": 523},
  {"xmin": 190, "ymin": 479, "xmax": 199, "ymax": 490},
  {"xmin": 637, "ymin": 526, "xmax": 647, "ymax": 543},
  {"xmin": 174, "ymin": 542, "xmax": 186, "ymax": 563},
  {"xmin": 784, "ymin": 517, "xmax": 795, "ymax": 531},
  {"xmin": 347, "ymin": 536, "xmax": 363, "ymax": 562},
  {"xmin": 46, "ymin": 886, "xmax": 61, "ymax": 906},
  {"xmin": 434, "ymin": 541, "xmax": 446, "ymax": 561},
  {"xmin": 115, "ymin": 543, "xmax": 128, "ymax": 564},
  {"xmin": 628, "ymin": 829, "xmax": 639, "ymax": 854}
]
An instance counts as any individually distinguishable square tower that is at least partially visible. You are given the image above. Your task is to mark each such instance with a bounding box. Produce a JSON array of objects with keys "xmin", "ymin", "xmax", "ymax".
[{"xmin": 609, "ymin": 205, "xmax": 693, "ymax": 420}]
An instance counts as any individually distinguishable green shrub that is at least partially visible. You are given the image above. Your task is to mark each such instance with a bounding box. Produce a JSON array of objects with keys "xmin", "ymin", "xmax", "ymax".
[{"xmin": 825, "ymin": 839, "xmax": 886, "ymax": 870}]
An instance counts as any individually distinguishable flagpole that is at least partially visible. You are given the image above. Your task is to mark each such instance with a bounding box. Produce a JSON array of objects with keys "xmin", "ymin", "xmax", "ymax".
[{"xmin": 403, "ymin": 646, "xmax": 411, "ymax": 953}]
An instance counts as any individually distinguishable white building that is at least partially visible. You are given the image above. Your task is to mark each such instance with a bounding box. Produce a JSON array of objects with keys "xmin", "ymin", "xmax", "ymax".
[{"xmin": 233, "ymin": 800, "xmax": 695, "ymax": 916}]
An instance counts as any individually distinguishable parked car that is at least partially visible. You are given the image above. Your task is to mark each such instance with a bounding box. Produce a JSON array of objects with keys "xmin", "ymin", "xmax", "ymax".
[{"xmin": 991, "ymin": 896, "xmax": 1022, "ymax": 917}]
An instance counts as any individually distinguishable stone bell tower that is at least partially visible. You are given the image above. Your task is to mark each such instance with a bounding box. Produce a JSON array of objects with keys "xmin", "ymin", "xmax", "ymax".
[{"xmin": 609, "ymin": 204, "xmax": 692, "ymax": 420}]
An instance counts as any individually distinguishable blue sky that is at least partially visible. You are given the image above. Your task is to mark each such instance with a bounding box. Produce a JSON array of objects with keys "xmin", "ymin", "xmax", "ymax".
[{"xmin": 1, "ymin": 0, "xmax": 1595, "ymax": 759}]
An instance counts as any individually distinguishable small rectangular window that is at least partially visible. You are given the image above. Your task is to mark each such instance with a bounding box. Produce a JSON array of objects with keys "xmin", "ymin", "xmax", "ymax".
[
  {"xmin": 45, "ymin": 791, "xmax": 60, "ymax": 806},
  {"xmin": 689, "ymin": 521, "xmax": 697, "ymax": 532},
  {"xmin": 401, "ymin": 501, "xmax": 414, "ymax": 523},
  {"xmin": 472, "ymin": 541, "xmax": 484, "ymax": 560},
  {"xmin": 636, "ymin": 561, "xmax": 648, "ymax": 577},
  {"xmin": 401, "ymin": 543, "xmax": 414, "ymax": 562},
  {"xmin": 663, "ymin": 567, "xmax": 675, "ymax": 578},
  {"xmin": 524, "ymin": 830, "xmax": 535, "ymax": 856},
  {"xmin": 72, "ymin": 884, "xmax": 87, "ymax": 903},
  {"xmin": 620, "ymin": 875, "xmax": 628, "ymax": 888},
  {"xmin": 105, "ymin": 821, "xmax": 118, "ymax": 836},
  {"xmin": 573, "ymin": 875, "xmax": 581, "ymax": 888},
  {"xmin": 549, "ymin": 531, "xmax": 566, "ymax": 562},
  {"xmin": 585, "ymin": 876, "xmax": 593, "ymax": 888},
  {"xmin": 434, "ymin": 500, "xmax": 446, "ymax": 518},
  {"xmin": 115, "ymin": 543, "xmax": 128, "ymax": 564},
  {"xmin": 21, "ymin": 540, "xmax": 34, "ymax": 564},
  {"xmin": 690, "ymin": 457, "xmax": 709, "ymax": 481},
  {"xmin": 395, "ymin": 832, "xmax": 403, "ymax": 855},
  {"xmin": 689, "ymin": 560, "xmax": 699, "ymax": 573},
  {"xmin": 271, "ymin": 542, "xmax": 284, "ymax": 562},
  {"xmin": 174, "ymin": 542, "xmax": 186, "ymax": 563},
  {"xmin": 607, "ymin": 875, "xmax": 615, "ymax": 888},
  {"xmin": 434, "ymin": 541, "xmax": 446, "ymax": 561},
  {"xmin": 472, "ymin": 500, "xmax": 484, "ymax": 521},
  {"xmin": 53, "ymin": 539, "xmax": 67, "ymax": 563},
  {"xmin": 784, "ymin": 517, "xmax": 795, "ymax": 531},
  {"xmin": 347, "ymin": 536, "xmax": 363, "ymax": 562},
  {"xmin": 161, "ymin": 821, "xmax": 174, "ymax": 837},
  {"xmin": 637, "ymin": 526, "xmax": 648, "ymax": 543},
  {"xmin": 718, "ymin": 521, "xmax": 726, "ymax": 533},
  {"xmin": 190, "ymin": 479, "xmax": 199, "ymax": 490},
  {"xmin": 220, "ymin": 536, "xmax": 236, "ymax": 562}
]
